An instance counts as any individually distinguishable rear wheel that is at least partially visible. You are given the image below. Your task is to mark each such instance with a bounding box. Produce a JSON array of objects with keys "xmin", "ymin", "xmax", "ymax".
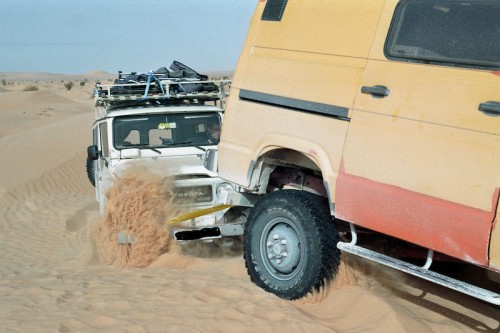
[{"xmin": 243, "ymin": 190, "xmax": 340, "ymax": 300}]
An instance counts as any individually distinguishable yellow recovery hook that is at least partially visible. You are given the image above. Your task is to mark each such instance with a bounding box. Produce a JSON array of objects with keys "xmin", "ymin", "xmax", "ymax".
[{"xmin": 168, "ymin": 204, "xmax": 234, "ymax": 224}]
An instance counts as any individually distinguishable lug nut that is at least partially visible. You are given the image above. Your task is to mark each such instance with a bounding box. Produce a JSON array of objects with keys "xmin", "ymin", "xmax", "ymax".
[
  {"xmin": 266, "ymin": 241, "xmax": 272, "ymax": 247},
  {"xmin": 273, "ymin": 234, "xmax": 279, "ymax": 240},
  {"xmin": 281, "ymin": 240, "xmax": 287, "ymax": 245}
]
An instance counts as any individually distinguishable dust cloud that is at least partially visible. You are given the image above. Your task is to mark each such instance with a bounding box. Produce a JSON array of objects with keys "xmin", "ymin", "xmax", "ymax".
[
  {"xmin": 90, "ymin": 166, "xmax": 403, "ymax": 304},
  {"xmin": 90, "ymin": 167, "xmax": 176, "ymax": 268}
]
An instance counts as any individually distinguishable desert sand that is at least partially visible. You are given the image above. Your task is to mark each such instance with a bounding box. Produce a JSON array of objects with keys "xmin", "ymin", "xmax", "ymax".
[{"xmin": 0, "ymin": 73, "xmax": 498, "ymax": 332}]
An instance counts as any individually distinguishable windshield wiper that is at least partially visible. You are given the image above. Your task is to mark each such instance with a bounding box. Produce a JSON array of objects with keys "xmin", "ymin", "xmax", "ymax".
[
  {"xmin": 149, "ymin": 147, "xmax": 162, "ymax": 154},
  {"xmin": 165, "ymin": 141, "xmax": 207, "ymax": 152},
  {"xmin": 126, "ymin": 144, "xmax": 161, "ymax": 154}
]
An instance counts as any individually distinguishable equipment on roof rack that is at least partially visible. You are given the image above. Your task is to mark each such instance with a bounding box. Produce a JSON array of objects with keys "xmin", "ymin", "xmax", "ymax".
[{"xmin": 94, "ymin": 61, "xmax": 231, "ymax": 119}]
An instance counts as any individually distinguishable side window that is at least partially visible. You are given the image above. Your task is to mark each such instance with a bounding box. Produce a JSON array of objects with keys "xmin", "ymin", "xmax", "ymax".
[
  {"xmin": 385, "ymin": 0, "xmax": 500, "ymax": 69},
  {"xmin": 99, "ymin": 123, "xmax": 109, "ymax": 157},
  {"xmin": 93, "ymin": 127, "xmax": 98, "ymax": 146}
]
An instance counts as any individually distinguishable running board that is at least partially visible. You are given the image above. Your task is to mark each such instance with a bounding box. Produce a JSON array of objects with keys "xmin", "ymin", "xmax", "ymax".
[{"xmin": 337, "ymin": 242, "xmax": 500, "ymax": 306}]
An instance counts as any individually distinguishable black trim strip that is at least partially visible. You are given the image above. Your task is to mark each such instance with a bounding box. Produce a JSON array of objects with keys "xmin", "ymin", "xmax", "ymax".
[{"xmin": 239, "ymin": 89, "xmax": 349, "ymax": 119}]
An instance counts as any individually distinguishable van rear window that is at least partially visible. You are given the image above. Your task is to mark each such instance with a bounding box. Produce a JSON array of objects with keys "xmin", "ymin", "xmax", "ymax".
[{"xmin": 385, "ymin": 0, "xmax": 500, "ymax": 69}]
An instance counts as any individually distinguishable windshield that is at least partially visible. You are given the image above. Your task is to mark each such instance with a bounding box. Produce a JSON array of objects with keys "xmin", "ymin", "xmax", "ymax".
[{"xmin": 113, "ymin": 112, "xmax": 221, "ymax": 149}]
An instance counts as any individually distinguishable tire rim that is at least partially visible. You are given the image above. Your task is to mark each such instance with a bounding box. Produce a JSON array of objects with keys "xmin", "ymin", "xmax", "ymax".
[{"xmin": 260, "ymin": 217, "xmax": 304, "ymax": 281}]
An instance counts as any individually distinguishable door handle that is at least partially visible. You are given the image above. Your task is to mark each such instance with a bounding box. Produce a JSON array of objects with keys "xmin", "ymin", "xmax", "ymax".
[
  {"xmin": 361, "ymin": 85, "xmax": 390, "ymax": 98},
  {"xmin": 478, "ymin": 101, "xmax": 500, "ymax": 117}
]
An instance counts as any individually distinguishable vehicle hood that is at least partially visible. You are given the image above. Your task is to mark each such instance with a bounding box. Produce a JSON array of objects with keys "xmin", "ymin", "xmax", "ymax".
[{"xmin": 111, "ymin": 154, "xmax": 217, "ymax": 178}]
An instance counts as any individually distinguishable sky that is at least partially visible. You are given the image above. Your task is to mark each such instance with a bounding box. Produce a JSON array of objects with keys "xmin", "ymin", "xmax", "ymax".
[{"xmin": 0, "ymin": 0, "xmax": 257, "ymax": 74}]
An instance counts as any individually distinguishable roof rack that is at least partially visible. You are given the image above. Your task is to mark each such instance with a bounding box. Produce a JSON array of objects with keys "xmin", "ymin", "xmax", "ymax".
[{"xmin": 94, "ymin": 70, "xmax": 231, "ymax": 119}]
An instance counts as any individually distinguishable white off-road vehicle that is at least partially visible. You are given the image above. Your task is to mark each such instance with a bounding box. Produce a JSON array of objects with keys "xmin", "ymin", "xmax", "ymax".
[{"xmin": 86, "ymin": 63, "xmax": 243, "ymax": 243}]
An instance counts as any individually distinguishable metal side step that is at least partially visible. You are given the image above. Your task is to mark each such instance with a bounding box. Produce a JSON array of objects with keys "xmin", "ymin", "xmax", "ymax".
[{"xmin": 337, "ymin": 241, "xmax": 500, "ymax": 306}]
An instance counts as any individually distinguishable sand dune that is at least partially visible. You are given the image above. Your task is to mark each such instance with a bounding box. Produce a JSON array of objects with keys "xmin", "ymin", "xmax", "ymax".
[
  {"xmin": 5, "ymin": 90, "xmax": 76, "ymax": 105},
  {"xmin": 0, "ymin": 71, "xmax": 114, "ymax": 83},
  {"xmin": 0, "ymin": 87, "xmax": 92, "ymax": 138},
  {"xmin": 0, "ymin": 77, "xmax": 498, "ymax": 332}
]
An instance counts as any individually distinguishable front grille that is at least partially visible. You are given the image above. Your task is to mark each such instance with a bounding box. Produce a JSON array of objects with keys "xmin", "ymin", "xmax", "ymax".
[{"xmin": 173, "ymin": 185, "xmax": 213, "ymax": 203}]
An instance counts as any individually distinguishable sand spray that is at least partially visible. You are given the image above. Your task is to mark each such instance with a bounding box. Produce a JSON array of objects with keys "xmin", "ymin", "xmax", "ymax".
[
  {"xmin": 87, "ymin": 164, "xmax": 401, "ymax": 302},
  {"xmin": 90, "ymin": 167, "xmax": 177, "ymax": 268}
]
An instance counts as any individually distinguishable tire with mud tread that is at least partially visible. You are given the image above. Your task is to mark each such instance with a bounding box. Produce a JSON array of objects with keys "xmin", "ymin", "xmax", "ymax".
[
  {"xmin": 243, "ymin": 190, "xmax": 340, "ymax": 300},
  {"xmin": 86, "ymin": 158, "xmax": 96, "ymax": 187}
]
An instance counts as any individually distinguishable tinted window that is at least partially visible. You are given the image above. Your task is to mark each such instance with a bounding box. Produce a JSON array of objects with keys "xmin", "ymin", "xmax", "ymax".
[
  {"xmin": 99, "ymin": 123, "xmax": 109, "ymax": 157},
  {"xmin": 385, "ymin": 0, "xmax": 500, "ymax": 69}
]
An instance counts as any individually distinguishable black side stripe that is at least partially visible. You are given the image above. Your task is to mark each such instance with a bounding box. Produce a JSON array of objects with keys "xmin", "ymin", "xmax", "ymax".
[{"xmin": 239, "ymin": 89, "xmax": 350, "ymax": 120}]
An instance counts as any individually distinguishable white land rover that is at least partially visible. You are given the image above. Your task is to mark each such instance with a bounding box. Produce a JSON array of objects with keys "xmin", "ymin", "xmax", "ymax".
[{"xmin": 86, "ymin": 65, "xmax": 242, "ymax": 242}]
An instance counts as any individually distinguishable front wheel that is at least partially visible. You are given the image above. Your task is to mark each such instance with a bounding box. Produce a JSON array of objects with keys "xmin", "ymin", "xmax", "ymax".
[
  {"xmin": 243, "ymin": 190, "xmax": 340, "ymax": 300},
  {"xmin": 86, "ymin": 158, "xmax": 96, "ymax": 187}
]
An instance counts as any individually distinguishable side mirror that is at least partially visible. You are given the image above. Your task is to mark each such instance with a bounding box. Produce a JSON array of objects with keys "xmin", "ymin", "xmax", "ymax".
[
  {"xmin": 204, "ymin": 149, "xmax": 218, "ymax": 172},
  {"xmin": 87, "ymin": 145, "xmax": 100, "ymax": 160}
]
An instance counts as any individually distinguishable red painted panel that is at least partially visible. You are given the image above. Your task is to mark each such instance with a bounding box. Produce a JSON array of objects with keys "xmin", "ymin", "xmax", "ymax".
[{"xmin": 335, "ymin": 164, "xmax": 498, "ymax": 267}]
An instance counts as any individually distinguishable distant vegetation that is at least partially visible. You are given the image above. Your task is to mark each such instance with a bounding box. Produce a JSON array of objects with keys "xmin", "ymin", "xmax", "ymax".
[
  {"xmin": 64, "ymin": 81, "xmax": 74, "ymax": 91},
  {"xmin": 23, "ymin": 84, "xmax": 39, "ymax": 91},
  {"xmin": 209, "ymin": 75, "xmax": 230, "ymax": 80},
  {"xmin": 1, "ymin": 79, "xmax": 6, "ymax": 86}
]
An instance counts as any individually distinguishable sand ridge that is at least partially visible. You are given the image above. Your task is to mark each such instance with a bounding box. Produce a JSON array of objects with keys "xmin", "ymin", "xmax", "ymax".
[{"xmin": 0, "ymin": 76, "xmax": 498, "ymax": 332}]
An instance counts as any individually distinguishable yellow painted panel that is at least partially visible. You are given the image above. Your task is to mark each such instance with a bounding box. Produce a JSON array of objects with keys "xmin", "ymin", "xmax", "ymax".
[
  {"xmin": 254, "ymin": 0, "xmax": 385, "ymax": 59},
  {"xmin": 230, "ymin": 1, "xmax": 265, "ymax": 90},
  {"xmin": 218, "ymin": 141, "xmax": 255, "ymax": 187},
  {"xmin": 343, "ymin": 111, "xmax": 500, "ymax": 211},
  {"xmin": 348, "ymin": 0, "xmax": 500, "ymax": 212},
  {"xmin": 368, "ymin": 0, "xmax": 399, "ymax": 61},
  {"xmin": 241, "ymin": 47, "xmax": 365, "ymax": 108},
  {"xmin": 355, "ymin": 61, "xmax": 500, "ymax": 135},
  {"xmin": 220, "ymin": 97, "xmax": 349, "ymax": 194}
]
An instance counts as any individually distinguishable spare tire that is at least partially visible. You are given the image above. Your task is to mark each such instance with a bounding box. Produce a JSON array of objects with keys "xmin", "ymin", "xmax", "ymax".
[{"xmin": 86, "ymin": 158, "xmax": 96, "ymax": 187}]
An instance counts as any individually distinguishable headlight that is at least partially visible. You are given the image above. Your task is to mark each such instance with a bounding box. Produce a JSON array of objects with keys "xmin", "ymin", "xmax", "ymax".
[{"xmin": 216, "ymin": 182, "xmax": 234, "ymax": 198}]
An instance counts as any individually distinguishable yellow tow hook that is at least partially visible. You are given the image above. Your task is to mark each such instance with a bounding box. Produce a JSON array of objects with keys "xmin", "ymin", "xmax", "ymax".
[
  {"xmin": 117, "ymin": 204, "xmax": 234, "ymax": 245},
  {"xmin": 168, "ymin": 204, "xmax": 234, "ymax": 224}
]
